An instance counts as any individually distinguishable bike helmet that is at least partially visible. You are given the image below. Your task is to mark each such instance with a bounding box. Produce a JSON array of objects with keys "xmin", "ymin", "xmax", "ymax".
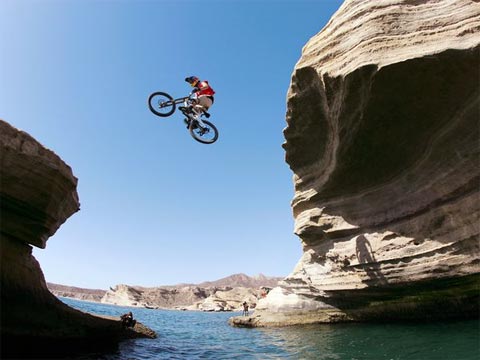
[{"xmin": 185, "ymin": 76, "xmax": 199, "ymax": 87}]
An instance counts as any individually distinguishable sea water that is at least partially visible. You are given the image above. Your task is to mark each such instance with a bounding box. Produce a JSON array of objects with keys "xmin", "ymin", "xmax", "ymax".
[{"xmin": 61, "ymin": 297, "xmax": 479, "ymax": 360}]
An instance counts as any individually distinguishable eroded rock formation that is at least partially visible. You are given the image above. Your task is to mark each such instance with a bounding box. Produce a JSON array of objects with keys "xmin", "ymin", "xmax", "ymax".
[
  {"xmin": 0, "ymin": 120, "xmax": 155, "ymax": 358},
  {"xmin": 101, "ymin": 275, "xmax": 278, "ymax": 311},
  {"xmin": 231, "ymin": 0, "xmax": 480, "ymax": 327},
  {"xmin": 47, "ymin": 274, "xmax": 280, "ymax": 312},
  {"xmin": 188, "ymin": 287, "xmax": 263, "ymax": 312}
]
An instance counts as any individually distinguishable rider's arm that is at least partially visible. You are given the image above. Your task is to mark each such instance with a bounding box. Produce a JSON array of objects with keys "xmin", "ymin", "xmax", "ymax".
[{"xmin": 190, "ymin": 88, "xmax": 199, "ymax": 99}]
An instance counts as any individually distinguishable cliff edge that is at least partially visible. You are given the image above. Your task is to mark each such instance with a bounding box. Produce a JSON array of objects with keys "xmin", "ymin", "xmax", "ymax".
[
  {"xmin": 0, "ymin": 120, "xmax": 155, "ymax": 358},
  {"xmin": 231, "ymin": 0, "xmax": 480, "ymax": 327}
]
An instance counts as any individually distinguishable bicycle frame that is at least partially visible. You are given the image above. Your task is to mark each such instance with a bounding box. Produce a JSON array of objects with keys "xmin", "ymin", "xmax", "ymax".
[
  {"xmin": 162, "ymin": 96, "xmax": 188, "ymax": 108},
  {"xmin": 180, "ymin": 97, "xmax": 208, "ymax": 128}
]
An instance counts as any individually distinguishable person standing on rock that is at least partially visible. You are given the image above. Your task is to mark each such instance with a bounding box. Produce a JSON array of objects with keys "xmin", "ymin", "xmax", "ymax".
[{"xmin": 242, "ymin": 302, "xmax": 249, "ymax": 316}]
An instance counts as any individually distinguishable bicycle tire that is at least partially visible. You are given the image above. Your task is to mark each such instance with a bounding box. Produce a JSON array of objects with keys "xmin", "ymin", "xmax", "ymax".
[
  {"xmin": 148, "ymin": 92, "xmax": 176, "ymax": 117},
  {"xmin": 189, "ymin": 120, "xmax": 219, "ymax": 144}
]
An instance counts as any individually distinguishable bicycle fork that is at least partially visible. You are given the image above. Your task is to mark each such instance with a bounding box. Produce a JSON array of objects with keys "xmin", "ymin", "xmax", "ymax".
[{"xmin": 190, "ymin": 114, "xmax": 207, "ymax": 129}]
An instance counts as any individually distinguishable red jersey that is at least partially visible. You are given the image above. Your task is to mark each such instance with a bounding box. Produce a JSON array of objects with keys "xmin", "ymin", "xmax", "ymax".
[{"xmin": 195, "ymin": 80, "xmax": 215, "ymax": 97}]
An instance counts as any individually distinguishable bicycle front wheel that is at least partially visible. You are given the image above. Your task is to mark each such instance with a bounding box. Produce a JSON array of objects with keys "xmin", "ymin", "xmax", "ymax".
[
  {"xmin": 189, "ymin": 120, "xmax": 219, "ymax": 144},
  {"xmin": 148, "ymin": 92, "xmax": 176, "ymax": 117}
]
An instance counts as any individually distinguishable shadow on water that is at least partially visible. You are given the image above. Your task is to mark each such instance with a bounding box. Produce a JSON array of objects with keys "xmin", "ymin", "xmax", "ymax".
[{"xmin": 257, "ymin": 320, "xmax": 480, "ymax": 360}]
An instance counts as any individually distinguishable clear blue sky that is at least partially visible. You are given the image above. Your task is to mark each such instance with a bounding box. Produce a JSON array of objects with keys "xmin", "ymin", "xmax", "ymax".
[{"xmin": 0, "ymin": 0, "xmax": 343, "ymax": 289}]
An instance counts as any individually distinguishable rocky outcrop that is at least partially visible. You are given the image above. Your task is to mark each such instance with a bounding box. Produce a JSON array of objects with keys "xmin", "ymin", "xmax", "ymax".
[
  {"xmin": 185, "ymin": 287, "xmax": 264, "ymax": 312},
  {"xmin": 101, "ymin": 276, "xmax": 277, "ymax": 311},
  {"xmin": 231, "ymin": 0, "xmax": 480, "ymax": 327},
  {"xmin": 102, "ymin": 285, "xmax": 149, "ymax": 307},
  {"xmin": 0, "ymin": 121, "xmax": 80, "ymax": 249},
  {"xmin": 102, "ymin": 285, "xmax": 264, "ymax": 312},
  {"xmin": 0, "ymin": 120, "xmax": 155, "ymax": 358}
]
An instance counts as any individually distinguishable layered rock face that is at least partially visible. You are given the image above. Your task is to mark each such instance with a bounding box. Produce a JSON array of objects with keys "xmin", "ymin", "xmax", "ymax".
[
  {"xmin": 0, "ymin": 120, "xmax": 79, "ymax": 249},
  {"xmin": 0, "ymin": 120, "xmax": 154, "ymax": 358},
  {"xmin": 232, "ymin": 0, "xmax": 480, "ymax": 327}
]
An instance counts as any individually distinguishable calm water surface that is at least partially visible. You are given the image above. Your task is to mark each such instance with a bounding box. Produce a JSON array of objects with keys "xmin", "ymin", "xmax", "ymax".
[{"xmin": 61, "ymin": 297, "xmax": 479, "ymax": 360}]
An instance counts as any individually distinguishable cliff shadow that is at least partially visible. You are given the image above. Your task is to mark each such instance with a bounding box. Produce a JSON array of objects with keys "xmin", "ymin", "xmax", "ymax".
[{"xmin": 355, "ymin": 235, "xmax": 387, "ymax": 285}]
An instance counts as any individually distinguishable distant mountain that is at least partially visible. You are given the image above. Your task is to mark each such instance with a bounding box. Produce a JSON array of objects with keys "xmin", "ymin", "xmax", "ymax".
[
  {"xmin": 196, "ymin": 273, "xmax": 282, "ymax": 288},
  {"xmin": 47, "ymin": 282, "xmax": 106, "ymax": 302}
]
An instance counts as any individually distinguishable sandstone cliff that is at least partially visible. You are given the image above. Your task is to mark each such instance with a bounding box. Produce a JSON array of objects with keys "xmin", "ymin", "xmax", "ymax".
[
  {"xmin": 231, "ymin": 0, "xmax": 480, "ymax": 327},
  {"xmin": 0, "ymin": 120, "xmax": 155, "ymax": 358}
]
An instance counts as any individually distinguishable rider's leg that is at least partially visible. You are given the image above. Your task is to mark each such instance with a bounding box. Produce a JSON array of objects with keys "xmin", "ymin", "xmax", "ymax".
[
  {"xmin": 194, "ymin": 96, "xmax": 212, "ymax": 116},
  {"xmin": 186, "ymin": 98, "xmax": 198, "ymax": 114},
  {"xmin": 192, "ymin": 106, "xmax": 208, "ymax": 128},
  {"xmin": 188, "ymin": 97, "xmax": 212, "ymax": 128}
]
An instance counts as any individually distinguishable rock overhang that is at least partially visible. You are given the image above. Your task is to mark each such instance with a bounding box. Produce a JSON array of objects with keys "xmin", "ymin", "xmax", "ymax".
[
  {"xmin": 234, "ymin": 0, "xmax": 480, "ymax": 327},
  {"xmin": 0, "ymin": 120, "xmax": 80, "ymax": 248}
]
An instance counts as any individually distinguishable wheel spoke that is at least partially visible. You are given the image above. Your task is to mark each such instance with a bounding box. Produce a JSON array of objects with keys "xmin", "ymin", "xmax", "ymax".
[
  {"xmin": 148, "ymin": 92, "xmax": 175, "ymax": 117},
  {"xmin": 152, "ymin": 96, "xmax": 172, "ymax": 114},
  {"xmin": 188, "ymin": 118, "xmax": 218, "ymax": 144}
]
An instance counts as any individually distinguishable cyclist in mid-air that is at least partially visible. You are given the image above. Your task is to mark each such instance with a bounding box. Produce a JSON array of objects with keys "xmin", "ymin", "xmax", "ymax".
[{"xmin": 184, "ymin": 76, "xmax": 215, "ymax": 118}]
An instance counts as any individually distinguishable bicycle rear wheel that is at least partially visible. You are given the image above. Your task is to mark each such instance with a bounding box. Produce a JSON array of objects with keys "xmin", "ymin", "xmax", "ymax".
[
  {"xmin": 189, "ymin": 120, "xmax": 219, "ymax": 144},
  {"xmin": 148, "ymin": 92, "xmax": 176, "ymax": 117}
]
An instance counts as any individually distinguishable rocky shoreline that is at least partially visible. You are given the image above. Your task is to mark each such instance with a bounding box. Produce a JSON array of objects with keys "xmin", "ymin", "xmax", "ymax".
[{"xmin": 48, "ymin": 273, "xmax": 280, "ymax": 312}]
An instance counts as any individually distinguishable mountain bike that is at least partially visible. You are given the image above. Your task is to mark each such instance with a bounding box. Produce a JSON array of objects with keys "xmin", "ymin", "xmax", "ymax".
[{"xmin": 148, "ymin": 91, "xmax": 219, "ymax": 144}]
